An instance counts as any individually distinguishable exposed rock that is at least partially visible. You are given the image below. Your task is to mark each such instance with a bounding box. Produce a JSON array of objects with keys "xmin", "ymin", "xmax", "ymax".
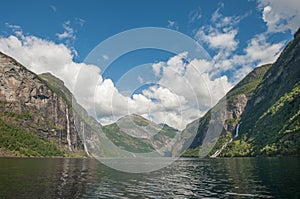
[
  {"xmin": 180, "ymin": 27, "xmax": 300, "ymax": 157},
  {"xmin": 0, "ymin": 52, "xmax": 101, "ymax": 156}
]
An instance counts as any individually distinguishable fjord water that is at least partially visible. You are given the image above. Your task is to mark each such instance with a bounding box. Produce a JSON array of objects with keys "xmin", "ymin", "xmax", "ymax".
[{"xmin": 0, "ymin": 157, "xmax": 299, "ymax": 198}]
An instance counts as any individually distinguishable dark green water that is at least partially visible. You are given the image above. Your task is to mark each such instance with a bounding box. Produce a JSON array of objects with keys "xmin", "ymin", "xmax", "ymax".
[{"xmin": 0, "ymin": 157, "xmax": 299, "ymax": 198}]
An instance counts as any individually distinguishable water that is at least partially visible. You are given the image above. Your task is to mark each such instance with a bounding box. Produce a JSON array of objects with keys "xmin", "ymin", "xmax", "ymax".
[{"xmin": 0, "ymin": 157, "xmax": 299, "ymax": 198}]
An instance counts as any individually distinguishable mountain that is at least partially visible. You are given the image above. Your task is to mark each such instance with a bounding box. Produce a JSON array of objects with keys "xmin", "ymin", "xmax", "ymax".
[
  {"xmin": 0, "ymin": 52, "xmax": 101, "ymax": 157},
  {"xmin": 180, "ymin": 28, "xmax": 300, "ymax": 157},
  {"xmin": 173, "ymin": 64, "xmax": 271, "ymax": 157},
  {"xmin": 102, "ymin": 114, "xmax": 178, "ymax": 156},
  {"xmin": 0, "ymin": 51, "xmax": 178, "ymax": 158},
  {"xmin": 232, "ymin": 29, "xmax": 300, "ymax": 156},
  {"xmin": 1, "ymin": 27, "xmax": 299, "ymax": 158}
]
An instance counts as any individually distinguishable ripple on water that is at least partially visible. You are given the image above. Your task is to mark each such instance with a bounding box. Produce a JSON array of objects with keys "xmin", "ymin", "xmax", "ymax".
[{"xmin": 0, "ymin": 157, "xmax": 299, "ymax": 198}]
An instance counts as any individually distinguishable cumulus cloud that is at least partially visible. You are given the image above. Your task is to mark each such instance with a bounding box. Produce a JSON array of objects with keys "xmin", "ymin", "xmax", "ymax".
[
  {"xmin": 244, "ymin": 34, "xmax": 283, "ymax": 64},
  {"xmin": 0, "ymin": 33, "xmax": 102, "ymax": 108},
  {"xmin": 258, "ymin": 0, "xmax": 300, "ymax": 33},
  {"xmin": 194, "ymin": 5, "xmax": 286, "ymax": 84},
  {"xmin": 0, "ymin": 2, "xmax": 289, "ymax": 130},
  {"xmin": 206, "ymin": 32, "xmax": 284, "ymax": 83},
  {"xmin": 0, "ymin": 31, "xmax": 230, "ymax": 130},
  {"xmin": 197, "ymin": 29, "xmax": 238, "ymax": 51},
  {"xmin": 195, "ymin": 8, "xmax": 240, "ymax": 53},
  {"xmin": 149, "ymin": 52, "xmax": 232, "ymax": 129}
]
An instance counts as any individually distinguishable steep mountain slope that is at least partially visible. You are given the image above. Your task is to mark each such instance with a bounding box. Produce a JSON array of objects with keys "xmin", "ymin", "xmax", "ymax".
[
  {"xmin": 0, "ymin": 52, "xmax": 100, "ymax": 157},
  {"xmin": 103, "ymin": 114, "xmax": 178, "ymax": 156},
  {"xmin": 180, "ymin": 28, "xmax": 300, "ymax": 157},
  {"xmin": 229, "ymin": 28, "xmax": 300, "ymax": 156},
  {"xmin": 0, "ymin": 51, "xmax": 178, "ymax": 158},
  {"xmin": 175, "ymin": 64, "xmax": 271, "ymax": 157}
]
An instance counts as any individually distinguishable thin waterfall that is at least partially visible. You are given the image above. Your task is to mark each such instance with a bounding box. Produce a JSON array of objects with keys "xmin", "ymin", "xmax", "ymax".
[
  {"xmin": 211, "ymin": 122, "xmax": 241, "ymax": 158},
  {"xmin": 66, "ymin": 106, "xmax": 72, "ymax": 151},
  {"xmin": 82, "ymin": 122, "xmax": 90, "ymax": 156},
  {"xmin": 235, "ymin": 122, "xmax": 241, "ymax": 138}
]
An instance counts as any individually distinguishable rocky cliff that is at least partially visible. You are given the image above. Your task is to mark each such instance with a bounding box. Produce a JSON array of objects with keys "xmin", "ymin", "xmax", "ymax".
[
  {"xmin": 0, "ymin": 52, "xmax": 100, "ymax": 157},
  {"xmin": 175, "ymin": 64, "xmax": 271, "ymax": 157},
  {"xmin": 180, "ymin": 28, "xmax": 300, "ymax": 157},
  {"xmin": 233, "ymin": 28, "xmax": 300, "ymax": 156}
]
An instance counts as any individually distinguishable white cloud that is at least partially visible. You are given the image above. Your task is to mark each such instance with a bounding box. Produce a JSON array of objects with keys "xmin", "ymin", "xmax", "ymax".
[
  {"xmin": 142, "ymin": 86, "xmax": 187, "ymax": 110},
  {"xmin": 189, "ymin": 7, "xmax": 202, "ymax": 23},
  {"xmin": 197, "ymin": 29, "xmax": 238, "ymax": 51},
  {"xmin": 244, "ymin": 34, "xmax": 283, "ymax": 65},
  {"xmin": 0, "ymin": 34, "xmax": 99, "ymax": 100},
  {"xmin": 1, "ymin": 31, "xmax": 221, "ymax": 130},
  {"xmin": 194, "ymin": 5, "xmax": 286, "ymax": 84},
  {"xmin": 56, "ymin": 21, "xmax": 75, "ymax": 40},
  {"xmin": 5, "ymin": 23, "xmax": 23, "ymax": 37},
  {"xmin": 150, "ymin": 52, "xmax": 232, "ymax": 129},
  {"xmin": 0, "ymin": 31, "xmax": 234, "ymax": 129},
  {"xmin": 195, "ymin": 9, "xmax": 239, "ymax": 53},
  {"xmin": 152, "ymin": 62, "xmax": 164, "ymax": 76},
  {"xmin": 5, "ymin": 23, "xmax": 21, "ymax": 30},
  {"xmin": 0, "ymin": 7, "xmax": 288, "ymax": 130},
  {"xmin": 258, "ymin": 0, "xmax": 300, "ymax": 33}
]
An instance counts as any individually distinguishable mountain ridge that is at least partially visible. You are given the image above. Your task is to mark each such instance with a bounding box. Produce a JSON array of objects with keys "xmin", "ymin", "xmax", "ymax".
[
  {"xmin": 181, "ymin": 27, "xmax": 300, "ymax": 157},
  {"xmin": 0, "ymin": 52, "xmax": 101, "ymax": 157},
  {"xmin": 0, "ymin": 28, "xmax": 299, "ymax": 157}
]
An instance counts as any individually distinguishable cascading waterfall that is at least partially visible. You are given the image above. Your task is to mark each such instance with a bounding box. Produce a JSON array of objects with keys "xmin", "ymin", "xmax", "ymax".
[
  {"xmin": 82, "ymin": 122, "xmax": 90, "ymax": 156},
  {"xmin": 66, "ymin": 106, "xmax": 72, "ymax": 151},
  {"xmin": 235, "ymin": 122, "xmax": 241, "ymax": 138},
  {"xmin": 210, "ymin": 122, "xmax": 241, "ymax": 158}
]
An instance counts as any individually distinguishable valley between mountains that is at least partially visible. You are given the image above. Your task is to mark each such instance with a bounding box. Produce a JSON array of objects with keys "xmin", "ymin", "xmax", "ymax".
[{"xmin": 0, "ymin": 28, "xmax": 299, "ymax": 158}]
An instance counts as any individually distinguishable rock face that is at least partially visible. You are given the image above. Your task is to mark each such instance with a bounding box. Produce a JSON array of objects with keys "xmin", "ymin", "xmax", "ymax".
[
  {"xmin": 0, "ymin": 52, "xmax": 100, "ymax": 156},
  {"xmin": 221, "ymin": 64, "xmax": 272, "ymax": 135},
  {"xmin": 180, "ymin": 28, "xmax": 300, "ymax": 157},
  {"xmin": 236, "ymin": 28, "xmax": 300, "ymax": 156},
  {"xmin": 174, "ymin": 64, "xmax": 270, "ymax": 156}
]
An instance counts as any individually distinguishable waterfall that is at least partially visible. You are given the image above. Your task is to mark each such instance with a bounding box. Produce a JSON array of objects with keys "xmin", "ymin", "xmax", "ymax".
[
  {"xmin": 82, "ymin": 122, "xmax": 90, "ymax": 156},
  {"xmin": 211, "ymin": 122, "xmax": 241, "ymax": 158},
  {"xmin": 210, "ymin": 138, "xmax": 232, "ymax": 158},
  {"xmin": 235, "ymin": 122, "xmax": 241, "ymax": 138},
  {"xmin": 66, "ymin": 106, "xmax": 72, "ymax": 151}
]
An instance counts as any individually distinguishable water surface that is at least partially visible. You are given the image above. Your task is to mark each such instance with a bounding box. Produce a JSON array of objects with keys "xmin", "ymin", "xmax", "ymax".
[{"xmin": 0, "ymin": 157, "xmax": 299, "ymax": 198}]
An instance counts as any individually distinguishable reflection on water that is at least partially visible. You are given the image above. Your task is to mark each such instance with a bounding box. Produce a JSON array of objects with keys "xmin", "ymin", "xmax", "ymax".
[{"xmin": 0, "ymin": 157, "xmax": 299, "ymax": 198}]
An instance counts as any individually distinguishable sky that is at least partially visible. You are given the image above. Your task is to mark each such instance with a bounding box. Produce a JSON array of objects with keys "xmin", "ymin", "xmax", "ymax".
[{"xmin": 0, "ymin": 0, "xmax": 299, "ymax": 130}]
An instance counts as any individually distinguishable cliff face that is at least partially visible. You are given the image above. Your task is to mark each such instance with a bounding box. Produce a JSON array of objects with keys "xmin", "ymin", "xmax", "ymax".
[
  {"xmin": 176, "ymin": 64, "xmax": 270, "ymax": 157},
  {"xmin": 235, "ymin": 28, "xmax": 300, "ymax": 156},
  {"xmin": 180, "ymin": 28, "xmax": 300, "ymax": 157},
  {"xmin": 0, "ymin": 52, "xmax": 100, "ymax": 157}
]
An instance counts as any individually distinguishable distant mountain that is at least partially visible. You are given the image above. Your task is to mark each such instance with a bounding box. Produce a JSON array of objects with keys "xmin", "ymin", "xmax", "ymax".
[
  {"xmin": 180, "ymin": 28, "xmax": 300, "ymax": 157},
  {"xmin": 0, "ymin": 53, "xmax": 101, "ymax": 157},
  {"xmin": 0, "ymin": 51, "xmax": 178, "ymax": 158},
  {"xmin": 1, "ymin": 28, "xmax": 299, "ymax": 158},
  {"xmin": 103, "ymin": 114, "xmax": 178, "ymax": 156}
]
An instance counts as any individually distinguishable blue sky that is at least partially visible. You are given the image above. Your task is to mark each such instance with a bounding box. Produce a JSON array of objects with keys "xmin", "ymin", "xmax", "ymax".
[
  {"xmin": 1, "ymin": 0, "xmax": 293, "ymax": 63},
  {"xmin": 0, "ymin": 0, "xmax": 299, "ymax": 129}
]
